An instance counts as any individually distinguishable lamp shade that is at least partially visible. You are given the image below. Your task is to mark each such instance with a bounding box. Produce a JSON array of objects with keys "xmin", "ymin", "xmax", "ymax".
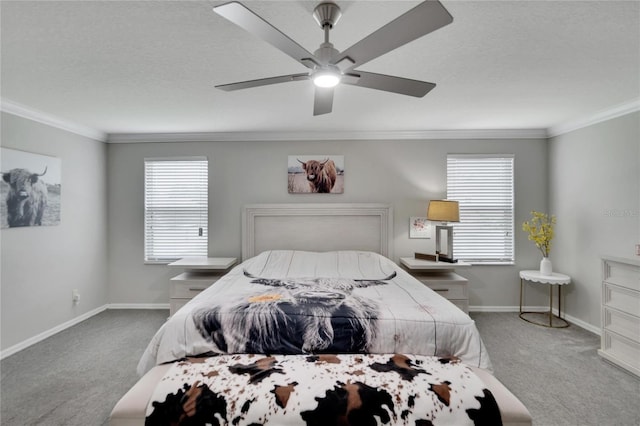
[{"xmin": 427, "ymin": 200, "xmax": 460, "ymax": 222}]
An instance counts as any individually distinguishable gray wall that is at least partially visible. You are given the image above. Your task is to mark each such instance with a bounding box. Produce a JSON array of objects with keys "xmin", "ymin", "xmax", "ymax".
[
  {"xmin": 549, "ymin": 111, "xmax": 639, "ymax": 327},
  {"xmin": 2, "ymin": 107, "xmax": 635, "ymax": 351},
  {"xmin": 8, "ymin": 107, "xmax": 635, "ymax": 351},
  {"xmin": 1, "ymin": 112, "xmax": 108, "ymax": 351},
  {"xmin": 107, "ymin": 138, "xmax": 550, "ymax": 309}
]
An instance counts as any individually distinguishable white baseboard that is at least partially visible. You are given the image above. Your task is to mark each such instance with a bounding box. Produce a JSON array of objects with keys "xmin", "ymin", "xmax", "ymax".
[
  {"xmin": 1, "ymin": 305, "xmax": 108, "ymax": 360},
  {"xmin": 561, "ymin": 312, "xmax": 600, "ymax": 335},
  {"xmin": 469, "ymin": 305, "xmax": 601, "ymax": 335},
  {"xmin": 471, "ymin": 305, "xmax": 518, "ymax": 312},
  {"xmin": 0, "ymin": 303, "xmax": 170, "ymax": 360},
  {"xmin": 107, "ymin": 303, "xmax": 169, "ymax": 310}
]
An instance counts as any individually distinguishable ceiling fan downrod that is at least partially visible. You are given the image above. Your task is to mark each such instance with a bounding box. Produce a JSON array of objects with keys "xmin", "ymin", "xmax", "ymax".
[{"xmin": 311, "ymin": 2, "xmax": 343, "ymax": 87}]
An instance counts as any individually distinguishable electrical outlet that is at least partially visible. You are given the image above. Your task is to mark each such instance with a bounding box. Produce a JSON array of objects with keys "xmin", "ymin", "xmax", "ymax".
[
  {"xmin": 636, "ymin": 244, "xmax": 640, "ymax": 256},
  {"xmin": 72, "ymin": 289, "xmax": 80, "ymax": 304}
]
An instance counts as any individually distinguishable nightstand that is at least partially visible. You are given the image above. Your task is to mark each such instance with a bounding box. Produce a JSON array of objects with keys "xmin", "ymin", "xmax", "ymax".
[
  {"xmin": 168, "ymin": 257, "xmax": 237, "ymax": 316},
  {"xmin": 399, "ymin": 257, "xmax": 471, "ymax": 313}
]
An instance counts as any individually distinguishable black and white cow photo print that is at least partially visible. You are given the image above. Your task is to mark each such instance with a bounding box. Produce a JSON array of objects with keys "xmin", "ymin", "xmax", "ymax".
[{"xmin": 1, "ymin": 147, "xmax": 61, "ymax": 228}]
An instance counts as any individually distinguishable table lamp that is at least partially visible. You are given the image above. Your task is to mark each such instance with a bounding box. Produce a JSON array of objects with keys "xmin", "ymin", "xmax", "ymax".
[{"xmin": 427, "ymin": 200, "xmax": 460, "ymax": 262}]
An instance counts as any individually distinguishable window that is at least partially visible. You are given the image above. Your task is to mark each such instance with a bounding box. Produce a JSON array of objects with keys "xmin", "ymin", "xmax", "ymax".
[
  {"xmin": 447, "ymin": 154, "xmax": 514, "ymax": 264},
  {"xmin": 144, "ymin": 157, "xmax": 208, "ymax": 263}
]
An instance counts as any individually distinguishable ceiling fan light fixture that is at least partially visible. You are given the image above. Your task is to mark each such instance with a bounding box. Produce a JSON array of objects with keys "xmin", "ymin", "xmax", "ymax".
[
  {"xmin": 313, "ymin": 69, "xmax": 341, "ymax": 88},
  {"xmin": 213, "ymin": 1, "xmax": 454, "ymax": 114}
]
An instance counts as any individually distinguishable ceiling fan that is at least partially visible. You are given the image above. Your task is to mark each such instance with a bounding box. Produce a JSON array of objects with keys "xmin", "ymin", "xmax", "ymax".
[{"xmin": 213, "ymin": 1, "xmax": 453, "ymax": 116}]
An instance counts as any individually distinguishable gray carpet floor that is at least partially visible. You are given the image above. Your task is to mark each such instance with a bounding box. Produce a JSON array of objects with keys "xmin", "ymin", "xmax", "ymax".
[
  {"xmin": 1, "ymin": 309, "xmax": 638, "ymax": 426},
  {"xmin": 472, "ymin": 312, "xmax": 639, "ymax": 426},
  {"xmin": 0, "ymin": 309, "xmax": 168, "ymax": 426}
]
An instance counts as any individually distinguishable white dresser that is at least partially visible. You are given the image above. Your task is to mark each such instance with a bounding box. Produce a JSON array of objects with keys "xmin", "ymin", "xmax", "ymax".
[
  {"xmin": 399, "ymin": 257, "xmax": 470, "ymax": 313},
  {"xmin": 598, "ymin": 256, "xmax": 640, "ymax": 377},
  {"xmin": 168, "ymin": 257, "xmax": 237, "ymax": 316}
]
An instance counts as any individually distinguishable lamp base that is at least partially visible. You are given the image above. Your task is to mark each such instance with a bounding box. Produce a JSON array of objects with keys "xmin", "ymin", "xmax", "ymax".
[
  {"xmin": 435, "ymin": 224, "xmax": 455, "ymax": 260},
  {"xmin": 415, "ymin": 252, "xmax": 438, "ymax": 261},
  {"xmin": 436, "ymin": 255, "xmax": 458, "ymax": 263}
]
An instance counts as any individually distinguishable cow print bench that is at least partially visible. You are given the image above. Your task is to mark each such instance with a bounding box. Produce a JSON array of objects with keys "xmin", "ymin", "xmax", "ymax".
[{"xmin": 110, "ymin": 354, "xmax": 531, "ymax": 426}]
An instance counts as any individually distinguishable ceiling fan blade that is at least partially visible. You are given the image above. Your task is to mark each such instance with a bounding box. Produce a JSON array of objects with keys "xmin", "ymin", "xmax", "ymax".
[
  {"xmin": 216, "ymin": 73, "xmax": 309, "ymax": 91},
  {"xmin": 313, "ymin": 86, "xmax": 334, "ymax": 116},
  {"xmin": 332, "ymin": 0, "xmax": 453, "ymax": 71},
  {"xmin": 342, "ymin": 71, "xmax": 435, "ymax": 97},
  {"xmin": 214, "ymin": 2, "xmax": 318, "ymax": 69}
]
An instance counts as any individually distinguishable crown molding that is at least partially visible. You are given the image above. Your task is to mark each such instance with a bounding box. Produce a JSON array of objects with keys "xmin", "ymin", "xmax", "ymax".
[
  {"xmin": 1, "ymin": 98, "xmax": 107, "ymax": 142},
  {"xmin": 107, "ymin": 128, "xmax": 547, "ymax": 143},
  {"xmin": 3, "ymin": 96, "xmax": 636, "ymax": 143},
  {"xmin": 547, "ymin": 98, "xmax": 640, "ymax": 138}
]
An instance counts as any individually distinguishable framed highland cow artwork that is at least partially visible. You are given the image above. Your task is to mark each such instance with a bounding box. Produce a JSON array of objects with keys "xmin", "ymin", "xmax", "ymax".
[
  {"xmin": 1, "ymin": 147, "xmax": 61, "ymax": 228},
  {"xmin": 288, "ymin": 155, "xmax": 344, "ymax": 194}
]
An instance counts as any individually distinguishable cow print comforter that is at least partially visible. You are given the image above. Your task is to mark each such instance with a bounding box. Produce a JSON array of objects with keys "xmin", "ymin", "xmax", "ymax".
[{"xmin": 145, "ymin": 353, "xmax": 502, "ymax": 426}]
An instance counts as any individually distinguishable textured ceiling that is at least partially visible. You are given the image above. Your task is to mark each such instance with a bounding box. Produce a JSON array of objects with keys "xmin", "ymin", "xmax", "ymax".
[{"xmin": 1, "ymin": 0, "xmax": 639, "ymax": 137}]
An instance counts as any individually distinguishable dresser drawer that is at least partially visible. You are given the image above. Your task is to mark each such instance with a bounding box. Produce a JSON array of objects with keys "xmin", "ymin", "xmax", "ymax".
[
  {"xmin": 600, "ymin": 257, "xmax": 639, "ymax": 377},
  {"xmin": 604, "ymin": 260, "xmax": 640, "ymax": 292},
  {"xmin": 601, "ymin": 330, "xmax": 640, "ymax": 374},
  {"xmin": 603, "ymin": 307, "xmax": 640, "ymax": 344},
  {"xmin": 603, "ymin": 282, "xmax": 640, "ymax": 317}
]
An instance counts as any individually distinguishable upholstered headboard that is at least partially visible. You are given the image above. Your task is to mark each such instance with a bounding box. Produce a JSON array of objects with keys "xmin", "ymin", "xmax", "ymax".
[{"xmin": 241, "ymin": 203, "xmax": 393, "ymax": 261}]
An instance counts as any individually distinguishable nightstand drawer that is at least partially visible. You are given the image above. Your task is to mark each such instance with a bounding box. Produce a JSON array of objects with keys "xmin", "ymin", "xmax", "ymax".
[
  {"xmin": 399, "ymin": 260, "xmax": 470, "ymax": 314},
  {"xmin": 168, "ymin": 257, "xmax": 237, "ymax": 317},
  {"xmin": 171, "ymin": 282, "xmax": 211, "ymax": 299},
  {"xmin": 450, "ymin": 299, "xmax": 469, "ymax": 313},
  {"xmin": 170, "ymin": 299, "xmax": 190, "ymax": 314},
  {"xmin": 170, "ymin": 272, "xmax": 221, "ymax": 298},
  {"xmin": 423, "ymin": 283, "xmax": 467, "ymax": 300},
  {"xmin": 413, "ymin": 272, "xmax": 468, "ymax": 300}
]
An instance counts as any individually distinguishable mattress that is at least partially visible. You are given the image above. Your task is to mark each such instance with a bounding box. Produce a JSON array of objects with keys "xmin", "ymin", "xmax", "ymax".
[{"xmin": 137, "ymin": 250, "xmax": 492, "ymax": 375}]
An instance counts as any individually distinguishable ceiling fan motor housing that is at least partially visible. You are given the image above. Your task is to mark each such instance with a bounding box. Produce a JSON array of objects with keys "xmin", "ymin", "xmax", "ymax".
[{"xmin": 314, "ymin": 42, "xmax": 339, "ymax": 64}]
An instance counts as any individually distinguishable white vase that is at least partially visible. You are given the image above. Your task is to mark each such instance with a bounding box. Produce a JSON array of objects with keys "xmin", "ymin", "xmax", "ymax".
[{"xmin": 540, "ymin": 257, "xmax": 553, "ymax": 276}]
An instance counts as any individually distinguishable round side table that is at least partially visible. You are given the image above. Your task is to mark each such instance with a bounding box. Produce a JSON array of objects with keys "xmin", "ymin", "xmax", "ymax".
[{"xmin": 519, "ymin": 270, "xmax": 571, "ymax": 328}]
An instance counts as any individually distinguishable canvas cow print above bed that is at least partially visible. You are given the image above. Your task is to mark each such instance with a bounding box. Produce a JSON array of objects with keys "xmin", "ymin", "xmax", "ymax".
[{"xmin": 145, "ymin": 353, "xmax": 502, "ymax": 426}]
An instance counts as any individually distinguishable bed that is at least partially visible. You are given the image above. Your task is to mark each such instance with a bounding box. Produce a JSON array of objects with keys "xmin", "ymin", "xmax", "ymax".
[{"xmin": 110, "ymin": 203, "xmax": 531, "ymax": 426}]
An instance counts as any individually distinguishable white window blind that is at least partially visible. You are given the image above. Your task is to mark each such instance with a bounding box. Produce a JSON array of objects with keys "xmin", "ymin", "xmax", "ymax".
[
  {"xmin": 144, "ymin": 157, "xmax": 208, "ymax": 263},
  {"xmin": 447, "ymin": 154, "xmax": 514, "ymax": 264}
]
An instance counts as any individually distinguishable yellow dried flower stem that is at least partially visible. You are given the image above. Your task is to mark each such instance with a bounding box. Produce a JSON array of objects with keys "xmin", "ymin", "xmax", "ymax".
[{"xmin": 522, "ymin": 211, "xmax": 556, "ymax": 257}]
